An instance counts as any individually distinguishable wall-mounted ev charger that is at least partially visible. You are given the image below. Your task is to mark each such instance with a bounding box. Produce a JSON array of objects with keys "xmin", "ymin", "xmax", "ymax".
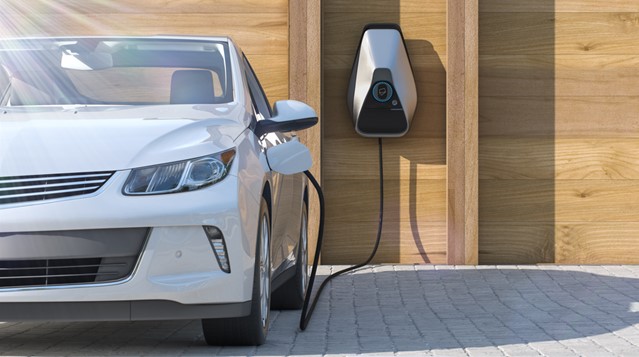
[
  {"xmin": 347, "ymin": 23, "xmax": 417, "ymax": 137},
  {"xmin": 300, "ymin": 23, "xmax": 418, "ymax": 330}
]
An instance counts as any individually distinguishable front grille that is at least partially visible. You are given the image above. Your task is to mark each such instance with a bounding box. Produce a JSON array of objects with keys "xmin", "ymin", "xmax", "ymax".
[
  {"xmin": 0, "ymin": 171, "xmax": 114, "ymax": 205},
  {"xmin": 0, "ymin": 228, "xmax": 148, "ymax": 289},
  {"xmin": 0, "ymin": 256, "xmax": 138, "ymax": 288}
]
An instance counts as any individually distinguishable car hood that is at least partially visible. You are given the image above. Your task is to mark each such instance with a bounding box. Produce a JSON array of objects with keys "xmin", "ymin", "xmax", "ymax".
[{"xmin": 0, "ymin": 105, "xmax": 249, "ymax": 176}]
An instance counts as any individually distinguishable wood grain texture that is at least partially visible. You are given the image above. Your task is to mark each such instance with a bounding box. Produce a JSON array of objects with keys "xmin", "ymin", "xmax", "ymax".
[
  {"xmin": 447, "ymin": 0, "xmax": 479, "ymax": 264},
  {"xmin": 479, "ymin": 138, "xmax": 554, "ymax": 180},
  {"xmin": 480, "ymin": 55, "xmax": 639, "ymax": 96},
  {"xmin": 554, "ymin": 181, "xmax": 639, "ymax": 222},
  {"xmin": 481, "ymin": 180, "xmax": 639, "ymax": 223},
  {"xmin": 289, "ymin": 0, "xmax": 307, "ymax": 105},
  {"xmin": 480, "ymin": 180, "xmax": 554, "ymax": 223},
  {"xmin": 480, "ymin": 97, "xmax": 639, "ymax": 137},
  {"xmin": 321, "ymin": 221, "xmax": 447, "ymax": 265},
  {"xmin": 306, "ymin": 0, "xmax": 322, "ymax": 261},
  {"xmin": 481, "ymin": 138, "xmax": 639, "ymax": 180},
  {"xmin": 324, "ymin": 179, "xmax": 446, "ymax": 223},
  {"xmin": 323, "ymin": 139, "xmax": 446, "ymax": 180},
  {"xmin": 324, "ymin": 0, "xmax": 446, "ymax": 13},
  {"xmin": 481, "ymin": 12, "xmax": 639, "ymax": 55},
  {"xmin": 323, "ymin": 12, "xmax": 446, "ymax": 55},
  {"xmin": 0, "ymin": 13, "xmax": 288, "ymax": 54},
  {"xmin": 0, "ymin": 0, "xmax": 288, "ymax": 13},
  {"xmin": 479, "ymin": 1, "xmax": 639, "ymax": 265},
  {"xmin": 464, "ymin": 0, "xmax": 479, "ymax": 266},
  {"xmin": 552, "ymin": 138, "xmax": 639, "ymax": 180},
  {"xmin": 305, "ymin": 0, "xmax": 322, "ymax": 176},
  {"xmin": 480, "ymin": 1, "xmax": 639, "ymax": 13},
  {"xmin": 556, "ymin": 223, "xmax": 639, "ymax": 264},
  {"xmin": 479, "ymin": 223, "xmax": 554, "ymax": 264}
]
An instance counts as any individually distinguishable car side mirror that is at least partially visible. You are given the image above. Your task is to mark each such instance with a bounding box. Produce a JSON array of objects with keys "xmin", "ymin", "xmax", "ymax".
[
  {"xmin": 254, "ymin": 100, "xmax": 318, "ymax": 137},
  {"xmin": 265, "ymin": 138, "xmax": 312, "ymax": 174}
]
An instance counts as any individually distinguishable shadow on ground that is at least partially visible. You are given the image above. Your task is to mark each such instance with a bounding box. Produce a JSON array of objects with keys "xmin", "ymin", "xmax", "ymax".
[{"xmin": 2, "ymin": 266, "xmax": 639, "ymax": 356}]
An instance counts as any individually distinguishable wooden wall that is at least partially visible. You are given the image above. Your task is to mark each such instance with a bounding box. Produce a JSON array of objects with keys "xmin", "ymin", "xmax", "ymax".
[
  {"xmin": 6, "ymin": 0, "xmax": 639, "ymax": 265},
  {"xmin": 479, "ymin": 1, "xmax": 639, "ymax": 264},
  {"xmin": 321, "ymin": 0, "xmax": 448, "ymax": 264},
  {"xmin": 0, "ymin": 0, "xmax": 288, "ymax": 103},
  {"xmin": 447, "ymin": 0, "xmax": 478, "ymax": 265}
]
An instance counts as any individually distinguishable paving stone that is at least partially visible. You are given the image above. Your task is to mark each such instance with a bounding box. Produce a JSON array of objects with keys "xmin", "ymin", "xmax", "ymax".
[
  {"xmin": 2, "ymin": 265, "xmax": 639, "ymax": 356},
  {"xmin": 465, "ymin": 346, "xmax": 506, "ymax": 357},
  {"xmin": 497, "ymin": 344, "xmax": 541, "ymax": 357}
]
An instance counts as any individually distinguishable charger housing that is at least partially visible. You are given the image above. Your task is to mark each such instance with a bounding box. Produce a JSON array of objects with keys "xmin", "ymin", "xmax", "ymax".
[{"xmin": 347, "ymin": 23, "xmax": 417, "ymax": 138}]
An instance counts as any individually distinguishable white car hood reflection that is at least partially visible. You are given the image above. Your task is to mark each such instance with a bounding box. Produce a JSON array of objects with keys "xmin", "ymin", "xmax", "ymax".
[{"xmin": 0, "ymin": 105, "xmax": 247, "ymax": 176}]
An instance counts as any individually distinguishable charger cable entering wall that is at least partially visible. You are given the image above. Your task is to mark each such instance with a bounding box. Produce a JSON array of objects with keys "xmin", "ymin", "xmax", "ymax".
[{"xmin": 299, "ymin": 137, "xmax": 384, "ymax": 330}]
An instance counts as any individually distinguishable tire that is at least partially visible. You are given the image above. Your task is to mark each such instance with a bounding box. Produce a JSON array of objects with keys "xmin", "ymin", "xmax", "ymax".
[
  {"xmin": 271, "ymin": 202, "xmax": 309, "ymax": 310},
  {"xmin": 202, "ymin": 197, "xmax": 272, "ymax": 346}
]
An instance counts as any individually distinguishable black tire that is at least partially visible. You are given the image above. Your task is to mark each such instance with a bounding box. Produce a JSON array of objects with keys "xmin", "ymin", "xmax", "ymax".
[
  {"xmin": 271, "ymin": 202, "xmax": 308, "ymax": 310},
  {"xmin": 202, "ymin": 197, "xmax": 271, "ymax": 346}
]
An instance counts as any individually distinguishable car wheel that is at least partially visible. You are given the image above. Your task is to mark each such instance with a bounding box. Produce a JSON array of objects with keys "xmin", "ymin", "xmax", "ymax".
[
  {"xmin": 201, "ymin": 197, "xmax": 271, "ymax": 346},
  {"xmin": 271, "ymin": 202, "xmax": 309, "ymax": 310}
]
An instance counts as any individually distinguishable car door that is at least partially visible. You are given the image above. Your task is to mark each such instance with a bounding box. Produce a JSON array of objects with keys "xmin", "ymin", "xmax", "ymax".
[{"xmin": 243, "ymin": 56, "xmax": 303, "ymax": 276}]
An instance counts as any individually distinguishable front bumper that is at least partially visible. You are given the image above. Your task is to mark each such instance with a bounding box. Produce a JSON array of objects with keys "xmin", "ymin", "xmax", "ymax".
[
  {"xmin": 0, "ymin": 171, "xmax": 261, "ymax": 315},
  {"xmin": 0, "ymin": 300, "xmax": 251, "ymax": 321}
]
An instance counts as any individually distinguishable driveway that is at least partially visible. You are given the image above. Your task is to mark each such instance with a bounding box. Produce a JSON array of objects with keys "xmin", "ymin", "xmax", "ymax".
[{"xmin": 2, "ymin": 265, "xmax": 639, "ymax": 356}]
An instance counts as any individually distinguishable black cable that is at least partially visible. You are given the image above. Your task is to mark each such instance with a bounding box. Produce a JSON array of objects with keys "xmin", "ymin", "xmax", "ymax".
[{"xmin": 300, "ymin": 137, "xmax": 384, "ymax": 330}]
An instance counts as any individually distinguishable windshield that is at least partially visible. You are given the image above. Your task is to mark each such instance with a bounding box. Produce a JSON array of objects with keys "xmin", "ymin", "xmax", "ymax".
[{"xmin": 0, "ymin": 38, "xmax": 233, "ymax": 106}]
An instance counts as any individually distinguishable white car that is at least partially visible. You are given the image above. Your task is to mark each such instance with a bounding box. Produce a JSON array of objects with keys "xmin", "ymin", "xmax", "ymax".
[{"xmin": 0, "ymin": 36, "xmax": 317, "ymax": 345}]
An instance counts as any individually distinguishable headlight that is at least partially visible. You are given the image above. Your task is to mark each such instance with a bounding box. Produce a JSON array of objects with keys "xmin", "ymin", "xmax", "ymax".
[{"xmin": 123, "ymin": 149, "xmax": 236, "ymax": 195}]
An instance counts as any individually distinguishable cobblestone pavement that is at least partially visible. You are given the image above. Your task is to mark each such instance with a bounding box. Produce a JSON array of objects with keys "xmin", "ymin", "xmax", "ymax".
[{"xmin": 3, "ymin": 265, "xmax": 639, "ymax": 356}]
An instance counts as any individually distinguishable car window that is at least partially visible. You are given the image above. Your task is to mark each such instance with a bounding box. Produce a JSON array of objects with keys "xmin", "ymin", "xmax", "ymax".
[
  {"xmin": 66, "ymin": 67, "xmax": 225, "ymax": 104},
  {"xmin": 0, "ymin": 38, "xmax": 233, "ymax": 106},
  {"xmin": 243, "ymin": 55, "xmax": 271, "ymax": 120},
  {"xmin": 0, "ymin": 67, "xmax": 8, "ymax": 100}
]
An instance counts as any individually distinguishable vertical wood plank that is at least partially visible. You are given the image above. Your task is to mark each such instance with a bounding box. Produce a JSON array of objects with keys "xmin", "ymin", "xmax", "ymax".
[
  {"xmin": 306, "ymin": 0, "xmax": 322, "ymax": 262},
  {"xmin": 290, "ymin": 0, "xmax": 322, "ymax": 260},
  {"xmin": 447, "ymin": 0, "xmax": 478, "ymax": 264},
  {"xmin": 289, "ymin": 0, "xmax": 307, "ymax": 104}
]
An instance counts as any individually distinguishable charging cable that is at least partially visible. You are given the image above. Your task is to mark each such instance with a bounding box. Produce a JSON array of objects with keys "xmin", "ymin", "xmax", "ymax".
[{"xmin": 299, "ymin": 138, "xmax": 384, "ymax": 330}]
